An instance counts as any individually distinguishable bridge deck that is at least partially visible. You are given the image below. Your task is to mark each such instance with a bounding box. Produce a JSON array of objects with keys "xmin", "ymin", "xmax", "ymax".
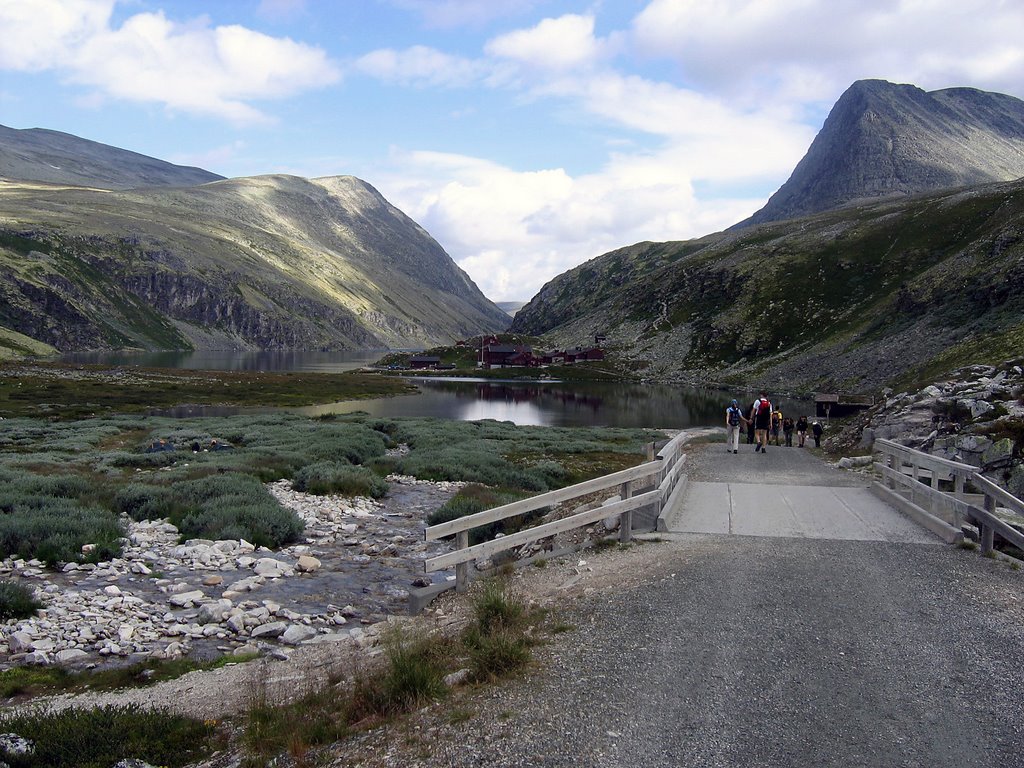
[{"xmin": 661, "ymin": 440, "xmax": 942, "ymax": 544}]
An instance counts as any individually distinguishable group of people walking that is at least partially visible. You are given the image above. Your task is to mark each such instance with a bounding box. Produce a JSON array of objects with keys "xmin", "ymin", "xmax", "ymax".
[{"xmin": 724, "ymin": 392, "xmax": 823, "ymax": 454}]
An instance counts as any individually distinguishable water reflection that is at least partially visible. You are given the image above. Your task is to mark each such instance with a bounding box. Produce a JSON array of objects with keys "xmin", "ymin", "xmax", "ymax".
[{"xmin": 299, "ymin": 378, "xmax": 812, "ymax": 430}]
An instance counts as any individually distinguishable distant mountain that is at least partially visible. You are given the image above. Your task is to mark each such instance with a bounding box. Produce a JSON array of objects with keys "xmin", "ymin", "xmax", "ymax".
[
  {"xmin": 0, "ymin": 124, "xmax": 223, "ymax": 189},
  {"xmin": 0, "ymin": 173, "xmax": 510, "ymax": 352},
  {"xmin": 738, "ymin": 79, "xmax": 1024, "ymax": 227},
  {"xmin": 510, "ymin": 177, "xmax": 1024, "ymax": 392},
  {"xmin": 496, "ymin": 301, "xmax": 527, "ymax": 317}
]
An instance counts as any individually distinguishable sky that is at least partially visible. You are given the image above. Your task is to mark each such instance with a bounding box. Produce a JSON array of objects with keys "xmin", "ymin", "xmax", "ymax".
[{"xmin": 2, "ymin": 1, "xmax": 1024, "ymax": 303}]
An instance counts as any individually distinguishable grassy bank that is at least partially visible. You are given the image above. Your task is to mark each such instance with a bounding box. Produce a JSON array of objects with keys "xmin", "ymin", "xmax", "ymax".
[{"xmin": 0, "ymin": 362, "xmax": 415, "ymax": 419}]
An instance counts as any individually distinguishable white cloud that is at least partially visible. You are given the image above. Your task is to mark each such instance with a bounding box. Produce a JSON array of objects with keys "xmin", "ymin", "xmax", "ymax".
[
  {"xmin": 632, "ymin": 0, "xmax": 1024, "ymax": 103},
  {"xmin": 354, "ymin": 46, "xmax": 483, "ymax": 87},
  {"xmin": 0, "ymin": 1, "xmax": 339, "ymax": 123},
  {"xmin": 485, "ymin": 14, "xmax": 610, "ymax": 72},
  {"xmin": 373, "ymin": 147, "xmax": 765, "ymax": 302},
  {"xmin": 0, "ymin": 0, "xmax": 114, "ymax": 71}
]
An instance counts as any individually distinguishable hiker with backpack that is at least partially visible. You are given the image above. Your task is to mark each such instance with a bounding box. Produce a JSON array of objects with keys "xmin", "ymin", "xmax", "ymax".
[
  {"xmin": 770, "ymin": 409, "xmax": 783, "ymax": 446},
  {"xmin": 725, "ymin": 399, "xmax": 745, "ymax": 454},
  {"xmin": 812, "ymin": 420, "xmax": 824, "ymax": 448},
  {"xmin": 782, "ymin": 415, "xmax": 794, "ymax": 447},
  {"xmin": 796, "ymin": 415, "xmax": 808, "ymax": 447},
  {"xmin": 751, "ymin": 392, "xmax": 773, "ymax": 453}
]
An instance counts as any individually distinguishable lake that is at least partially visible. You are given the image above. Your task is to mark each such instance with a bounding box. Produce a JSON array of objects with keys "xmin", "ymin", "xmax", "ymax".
[{"xmin": 58, "ymin": 350, "xmax": 813, "ymax": 429}]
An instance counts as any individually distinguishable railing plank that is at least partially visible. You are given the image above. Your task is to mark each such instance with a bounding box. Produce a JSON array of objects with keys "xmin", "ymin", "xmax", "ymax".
[
  {"xmin": 425, "ymin": 489, "xmax": 661, "ymax": 571},
  {"xmin": 972, "ymin": 474, "xmax": 1024, "ymax": 518},
  {"xmin": 424, "ymin": 459, "xmax": 662, "ymax": 541}
]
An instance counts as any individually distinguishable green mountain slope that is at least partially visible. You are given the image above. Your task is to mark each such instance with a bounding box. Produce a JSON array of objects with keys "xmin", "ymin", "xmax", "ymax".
[
  {"xmin": 510, "ymin": 179, "xmax": 1024, "ymax": 393},
  {"xmin": 0, "ymin": 175, "xmax": 510, "ymax": 353}
]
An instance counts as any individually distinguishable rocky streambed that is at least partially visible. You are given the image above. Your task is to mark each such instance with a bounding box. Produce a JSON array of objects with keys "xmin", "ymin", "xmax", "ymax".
[{"xmin": 0, "ymin": 475, "xmax": 463, "ymax": 669}]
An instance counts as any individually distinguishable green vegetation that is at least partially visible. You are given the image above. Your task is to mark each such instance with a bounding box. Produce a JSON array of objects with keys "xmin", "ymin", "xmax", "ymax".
[
  {"xmin": 0, "ymin": 362, "xmax": 415, "ymax": 419},
  {"xmin": 237, "ymin": 579, "xmax": 537, "ymax": 766},
  {"xmin": 0, "ymin": 580, "xmax": 42, "ymax": 620},
  {"xmin": 292, "ymin": 460, "xmax": 389, "ymax": 498},
  {"xmin": 0, "ymin": 653, "xmax": 259, "ymax": 700},
  {"xmin": 0, "ymin": 704, "xmax": 217, "ymax": 768},
  {"xmin": 0, "ymin": 412, "xmax": 656, "ymax": 567}
]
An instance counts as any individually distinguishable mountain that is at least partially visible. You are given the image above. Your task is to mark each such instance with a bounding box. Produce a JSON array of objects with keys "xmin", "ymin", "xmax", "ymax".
[
  {"xmin": 738, "ymin": 80, "xmax": 1024, "ymax": 228},
  {"xmin": 0, "ymin": 124, "xmax": 223, "ymax": 189},
  {"xmin": 496, "ymin": 301, "xmax": 527, "ymax": 317},
  {"xmin": 0, "ymin": 173, "xmax": 510, "ymax": 353},
  {"xmin": 510, "ymin": 177, "xmax": 1024, "ymax": 393}
]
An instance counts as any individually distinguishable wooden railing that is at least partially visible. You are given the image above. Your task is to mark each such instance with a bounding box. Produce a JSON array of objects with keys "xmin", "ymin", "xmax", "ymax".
[
  {"xmin": 423, "ymin": 431, "xmax": 691, "ymax": 591},
  {"xmin": 874, "ymin": 438, "xmax": 1024, "ymax": 555}
]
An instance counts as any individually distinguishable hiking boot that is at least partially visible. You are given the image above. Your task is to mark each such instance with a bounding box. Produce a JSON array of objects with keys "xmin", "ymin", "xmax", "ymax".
[{"xmin": 733, "ymin": 450, "xmax": 738, "ymax": 454}]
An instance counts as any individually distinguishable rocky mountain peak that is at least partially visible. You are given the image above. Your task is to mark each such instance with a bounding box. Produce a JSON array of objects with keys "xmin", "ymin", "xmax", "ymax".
[{"xmin": 737, "ymin": 79, "xmax": 1024, "ymax": 227}]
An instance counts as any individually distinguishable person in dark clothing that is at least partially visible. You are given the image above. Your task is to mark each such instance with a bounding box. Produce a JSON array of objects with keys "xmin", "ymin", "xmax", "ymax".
[
  {"xmin": 796, "ymin": 415, "xmax": 808, "ymax": 447},
  {"xmin": 811, "ymin": 420, "xmax": 824, "ymax": 448},
  {"xmin": 746, "ymin": 404, "xmax": 756, "ymax": 444},
  {"xmin": 782, "ymin": 416, "xmax": 794, "ymax": 447}
]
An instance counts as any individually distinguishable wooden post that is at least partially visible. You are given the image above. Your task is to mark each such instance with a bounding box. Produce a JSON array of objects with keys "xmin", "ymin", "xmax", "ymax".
[
  {"xmin": 887, "ymin": 451, "xmax": 899, "ymax": 489},
  {"xmin": 455, "ymin": 530, "xmax": 470, "ymax": 593},
  {"xmin": 981, "ymin": 494, "xmax": 996, "ymax": 555},
  {"xmin": 620, "ymin": 480, "xmax": 633, "ymax": 544}
]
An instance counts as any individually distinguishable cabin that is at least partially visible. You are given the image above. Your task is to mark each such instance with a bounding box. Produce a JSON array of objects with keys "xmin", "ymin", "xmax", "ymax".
[
  {"xmin": 814, "ymin": 393, "xmax": 874, "ymax": 418},
  {"xmin": 482, "ymin": 344, "xmax": 532, "ymax": 368},
  {"xmin": 408, "ymin": 355, "xmax": 441, "ymax": 369}
]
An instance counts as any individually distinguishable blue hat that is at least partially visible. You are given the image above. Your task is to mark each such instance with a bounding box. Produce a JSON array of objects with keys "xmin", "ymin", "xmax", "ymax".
[{"xmin": 731, "ymin": 399, "xmax": 738, "ymax": 406}]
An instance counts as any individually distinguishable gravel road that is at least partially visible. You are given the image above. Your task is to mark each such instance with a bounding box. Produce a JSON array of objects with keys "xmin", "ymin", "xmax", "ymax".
[{"xmin": 325, "ymin": 442, "xmax": 1024, "ymax": 768}]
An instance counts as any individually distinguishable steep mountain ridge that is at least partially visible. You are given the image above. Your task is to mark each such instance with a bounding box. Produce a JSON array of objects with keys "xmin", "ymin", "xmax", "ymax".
[
  {"xmin": 0, "ymin": 174, "xmax": 509, "ymax": 352},
  {"xmin": 511, "ymin": 178, "xmax": 1024, "ymax": 392},
  {"xmin": 739, "ymin": 80, "xmax": 1024, "ymax": 227},
  {"xmin": 0, "ymin": 123, "xmax": 223, "ymax": 189}
]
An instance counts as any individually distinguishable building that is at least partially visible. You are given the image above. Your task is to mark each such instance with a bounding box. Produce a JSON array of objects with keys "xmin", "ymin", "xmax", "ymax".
[{"xmin": 408, "ymin": 355, "xmax": 441, "ymax": 369}]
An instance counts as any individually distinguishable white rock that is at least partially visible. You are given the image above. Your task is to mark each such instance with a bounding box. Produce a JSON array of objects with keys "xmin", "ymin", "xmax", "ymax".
[
  {"xmin": 296, "ymin": 555, "xmax": 321, "ymax": 573},
  {"xmin": 281, "ymin": 624, "xmax": 317, "ymax": 645}
]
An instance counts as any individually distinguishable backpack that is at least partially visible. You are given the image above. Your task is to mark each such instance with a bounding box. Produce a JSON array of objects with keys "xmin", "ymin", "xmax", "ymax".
[
  {"xmin": 728, "ymin": 407, "xmax": 740, "ymax": 426},
  {"xmin": 758, "ymin": 397, "xmax": 769, "ymax": 414}
]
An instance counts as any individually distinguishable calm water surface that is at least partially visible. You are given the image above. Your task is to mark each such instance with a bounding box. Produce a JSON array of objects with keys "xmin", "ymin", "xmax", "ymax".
[{"xmin": 60, "ymin": 350, "xmax": 812, "ymax": 428}]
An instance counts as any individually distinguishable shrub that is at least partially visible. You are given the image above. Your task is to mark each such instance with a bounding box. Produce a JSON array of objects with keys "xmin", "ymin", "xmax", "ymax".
[
  {"xmin": 113, "ymin": 483, "xmax": 178, "ymax": 521},
  {"xmin": 0, "ymin": 499, "xmax": 124, "ymax": 566},
  {"xmin": 169, "ymin": 474, "xmax": 303, "ymax": 548},
  {"xmin": 472, "ymin": 579, "xmax": 526, "ymax": 636},
  {"xmin": 347, "ymin": 632, "xmax": 446, "ymax": 721},
  {"xmin": 292, "ymin": 461, "xmax": 388, "ymax": 498},
  {"xmin": 462, "ymin": 580, "xmax": 531, "ymax": 682},
  {"xmin": 0, "ymin": 580, "xmax": 42, "ymax": 620},
  {"xmin": 0, "ymin": 704, "xmax": 215, "ymax": 768}
]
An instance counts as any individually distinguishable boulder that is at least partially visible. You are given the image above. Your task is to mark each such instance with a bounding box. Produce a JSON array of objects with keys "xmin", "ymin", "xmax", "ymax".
[
  {"xmin": 296, "ymin": 555, "xmax": 321, "ymax": 573},
  {"xmin": 197, "ymin": 599, "xmax": 233, "ymax": 625},
  {"xmin": 250, "ymin": 621, "xmax": 287, "ymax": 639},
  {"xmin": 280, "ymin": 624, "xmax": 317, "ymax": 645},
  {"xmin": 169, "ymin": 590, "xmax": 206, "ymax": 608}
]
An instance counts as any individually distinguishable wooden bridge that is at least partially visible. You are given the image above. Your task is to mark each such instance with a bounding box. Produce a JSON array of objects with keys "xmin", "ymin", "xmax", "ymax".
[{"xmin": 419, "ymin": 431, "xmax": 1024, "ymax": 596}]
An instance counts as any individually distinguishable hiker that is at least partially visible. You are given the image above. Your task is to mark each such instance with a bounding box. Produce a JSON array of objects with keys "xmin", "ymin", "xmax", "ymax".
[
  {"xmin": 746, "ymin": 403, "xmax": 757, "ymax": 444},
  {"xmin": 725, "ymin": 399, "xmax": 745, "ymax": 454},
  {"xmin": 796, "ymin": 415, "xmax": 808, "ymax": 447},
  {"xmin": 770, "ymin": 409, "xmax": 783, "ymax": 446},
  {"xmin": 751, "ymin": 392, "xmax": 773, "ymax": 453},
  {"xmin": 782, "ymin": 415, "xmax": 794, "ymax": 447},
  {"xmin": 812, "ymin": 420, "xmax": 824, "ymax": 448}
]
